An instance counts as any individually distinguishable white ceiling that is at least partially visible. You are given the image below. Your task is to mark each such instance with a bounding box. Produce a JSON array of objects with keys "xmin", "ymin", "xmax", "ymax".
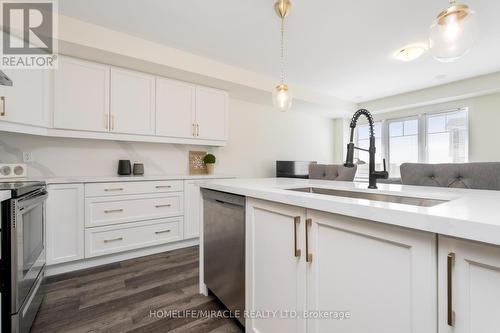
[{"xmin": 60, "ymin": 0, "xmax": 500, "ymax": 103}]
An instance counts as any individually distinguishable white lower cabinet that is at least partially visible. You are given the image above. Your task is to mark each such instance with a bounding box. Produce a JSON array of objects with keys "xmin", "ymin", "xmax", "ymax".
[
  {"xmin": 438, "ymin": 235, "xmax": 500, "ymax": 333},
  {"xmin": 46, "ymin": 184, "xmax": 85, "ymax": 265},
  {"xmin": 184, "ymin": 180, "xmax": 201, "ymax": 239},
  {"xmin": 85, "ymin": 217, "xmax": 183, "ymax": 258},
  {"xmin": 246, "ymin": 199, "xmax": 307, "ymax": 333},
  {"xmin": 306, "ymin": 210, "xmax": 437, "ymax": 333},
  {"xmin": 85, "ymin": 192, "xmax": 184, "ymax": 227},
  {"xmin": 246, "ymin": 199, "xmax": 437, "ymax": 333}
]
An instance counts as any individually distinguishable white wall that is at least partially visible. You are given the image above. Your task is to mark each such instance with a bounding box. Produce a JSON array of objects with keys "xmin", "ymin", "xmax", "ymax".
[{"xmin": 0, "ymin": 98, "xmax": 336, "ymax": 178}]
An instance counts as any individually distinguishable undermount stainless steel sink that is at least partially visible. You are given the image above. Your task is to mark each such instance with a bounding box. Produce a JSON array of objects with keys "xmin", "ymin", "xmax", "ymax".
[{"xmin": 285, "ymin": 187, "xmax": 448, "ymax": 207}]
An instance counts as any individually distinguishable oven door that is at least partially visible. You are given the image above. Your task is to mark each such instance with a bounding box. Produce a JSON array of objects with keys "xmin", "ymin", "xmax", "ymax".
[{"xmin": 10, "ymin": 189, "xmax": 47, "ymax": 312}]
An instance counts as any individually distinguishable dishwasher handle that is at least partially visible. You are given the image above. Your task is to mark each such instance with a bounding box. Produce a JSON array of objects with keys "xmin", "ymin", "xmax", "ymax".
[{"xmin": 202, "ymin": 189, "xmax": 245, "ymax": 208}]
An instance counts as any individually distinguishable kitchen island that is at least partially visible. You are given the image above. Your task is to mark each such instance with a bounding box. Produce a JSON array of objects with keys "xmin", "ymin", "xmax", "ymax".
[{"xmin": 199, "ymin": 178, "xmax": 500, "ymax": 333}]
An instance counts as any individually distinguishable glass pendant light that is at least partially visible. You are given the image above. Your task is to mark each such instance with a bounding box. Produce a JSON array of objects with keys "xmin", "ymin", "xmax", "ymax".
[
  {"xmin": 272, "ymin": 0, "xmax": 293, "ymax": 112},
  {"xmin": 429, "ymin": 0, "xmax": 478, "ymax": 62}
]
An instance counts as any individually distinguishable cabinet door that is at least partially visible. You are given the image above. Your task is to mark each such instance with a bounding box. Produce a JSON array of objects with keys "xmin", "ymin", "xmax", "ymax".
[
  {"xmin": 46, "ymin": 184, "xmax": 84, "ymax": 265},
  {"xmin": 184, "ymin": 180, "xmax": 201, "ymax": 239},
  {"xmin": 306, "ymin": 210, "xmax": 437, "ymax": 333},
  {"xmin": 156, "ymin": 78, "xmax": 196, "ymax": 138},
  {"xmin": 54, "ymin": 56, "xmax": 110, "ymax": 132},
  {"xmin": 438, "ymin": 236, "xmax": 500, "ymax": 333},
  {"xmin": 0, "ymin": 68, "xmax": 48, "ymax": 127},
  {"xmin": 195, "ymin": 86, "xmax": 227, "ymax": 141},
  {"xmin": 110, "ymin": 67, "xmax": 155, "ymax": 135},
  {"xmin": 246, "ymin": 198, "xmax": 306, "ymax": 333}
]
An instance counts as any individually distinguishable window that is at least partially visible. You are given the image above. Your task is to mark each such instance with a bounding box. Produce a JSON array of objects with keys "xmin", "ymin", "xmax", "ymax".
[
  {"xmin": 354, "ymin": 108, "xmax": 468, "ymax": 179},
  {"xmin": 388, "ymin": 118, "xmax": 419, "ymax": 177},
  {"xmin": 355, "ymin": 122, "xmax": 382, "ymax": 179},
  {"xmin": 426, "ymin": 110, "xmax": 468, "ymax": 163}
]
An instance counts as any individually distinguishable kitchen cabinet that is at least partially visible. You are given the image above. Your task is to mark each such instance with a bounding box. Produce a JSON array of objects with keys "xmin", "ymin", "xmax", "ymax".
[
  {"xmin": 0, "ymin": 68, "xmax": 48, "ymax": 127},
  {"xmin": 246, "ymin": 200, "xmax": 437, "ymax": 333},
  {"xmin": 246, "ymin": 199, "xmax": 307, "ymax": 333},
  {"xmin": 156, "ymin": 78, "xmax": 196, "ymax": 138},
  {"xmin": 85, "ymin": 217, "xmax": 183, "ymax": 258},
  {"xmin": 306, "ymin": 210, "xmax": 437, "ymax": 333},
  {"xmin": 438, "ymin": 236, "xmax": 500, "ymax": 333},
  {"xmin": 195, "ymin": 86, "xmax": 228, "ymax": 141},
  {"xmin": 54, "ymin": 56, "xmax": 110, "ymax": 132},
  {"xmin": 184, "ymin": 180, "xmax": 201, "ymax": 239},
  {"xmin": 110, "ymin": 67, "xmax": 155, "ymax": 135},
  {"xmin": 85, "ymin": 192, "xmax": 183, "ymax": 228},
  {"xmin": 46, "ymin": 184, "xmax": 84, "ymax": 265}
]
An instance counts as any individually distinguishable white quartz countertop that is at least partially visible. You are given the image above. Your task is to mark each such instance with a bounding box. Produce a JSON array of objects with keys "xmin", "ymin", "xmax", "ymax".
[
  {"xmin": 0, "ymin": 190, "xmax": 11, "ymax": 202},
  {"xmin": 199, "ymin": 178, "xmax": 500, "ymax": 246},
  {"xmin": 25, "ymin": 174, "xmax": 234, "ymax": 184}
]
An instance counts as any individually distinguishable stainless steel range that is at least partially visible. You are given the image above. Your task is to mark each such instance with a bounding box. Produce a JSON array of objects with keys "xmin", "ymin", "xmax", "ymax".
[{"xmin": 0, "ymin": 181, "xmax": 47, "ymax": 333}]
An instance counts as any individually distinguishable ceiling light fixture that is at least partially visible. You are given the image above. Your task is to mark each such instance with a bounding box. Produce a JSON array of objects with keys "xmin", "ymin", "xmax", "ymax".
[
  {"xmin": 272, "ymin": 0, "xmax": 293, "ymax": 112},
  {"xmin": 429, "ymin": 0, "xmax": 478, "ymax": 62},
  {"xmin": 394, "ymin": 44, "xmax": 427, "ymax": 62}
]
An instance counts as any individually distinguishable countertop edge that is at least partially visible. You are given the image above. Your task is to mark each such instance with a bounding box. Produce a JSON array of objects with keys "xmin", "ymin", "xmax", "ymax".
[{"xmin": 199, "ymin": 181, "xmax": 500, "ymax": 247}]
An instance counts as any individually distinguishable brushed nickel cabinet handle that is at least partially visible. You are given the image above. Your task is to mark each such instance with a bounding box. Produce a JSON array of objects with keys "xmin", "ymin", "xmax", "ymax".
[
  {"xmin": 1, "ymin": 96, "xmax": 5, "ymax": 116},
  {"xmin": 110, "ymin": 114, "xmax": 115, "ymax": 130},
  {"xmin": 196, "ymin": 123, "xmax": 200, "ymax": 137},
  {"xmin": 447, "ymin": 252, "xmax": 455, "ymax": 326},
  {"xmin": 104, "ymin": 188, "xmax": 124, "ymax": 192},
  {"xmin": 155, "ymin": 185, "xmax": 172, "ymax": 189},
  {"xmin": 155, "ymin": 230, "xmax": 171, "ymax": 235},
  {"xmin": 104, "ymin": 237, "xmax": 123, "ymax": 243},
  {"xmin": 104, "ymin": 208, "xmax": 123, "ymax": 214},
  {"xmin": 294, "ymin": 216, "xmax": 301, "ymax": 258},
  {"xmin": 305, "ymin": 218, "xmax": 312, "ymax": 263},
  {"xmin": 192, "ymin": 123, "xmax": 196, "ymax": 137},
  {"xmin": 155, "ymin": 204, "xmax": 171, "ymax": 208}
]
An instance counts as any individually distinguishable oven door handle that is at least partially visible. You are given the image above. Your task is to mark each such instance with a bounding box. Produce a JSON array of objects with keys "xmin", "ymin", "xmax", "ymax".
[{"xmin": 17, "ymin": 192, "xmax": 48, "ymax": 212}]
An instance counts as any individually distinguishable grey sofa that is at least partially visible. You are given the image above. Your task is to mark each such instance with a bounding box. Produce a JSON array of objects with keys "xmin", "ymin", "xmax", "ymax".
[
  {"xmin": 309, "ymin": 164, "xmax": 357, "ymax": 181},
  {"xmin": 400, "ymin": 162, "xmax": 500, "ymax": 190}
]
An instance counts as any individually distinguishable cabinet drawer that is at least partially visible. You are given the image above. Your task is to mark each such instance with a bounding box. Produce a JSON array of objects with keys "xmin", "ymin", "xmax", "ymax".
[
  {"xmin": 85, "ymin": 217, "xmax": 183, "ymax": 258},
  {"xmin": 85, "ymin": 180, "xmax": 183, "ymax": 197},
  {"xmin": 85, "ymin": 193, "xmax": 183, "ymax": 227}
]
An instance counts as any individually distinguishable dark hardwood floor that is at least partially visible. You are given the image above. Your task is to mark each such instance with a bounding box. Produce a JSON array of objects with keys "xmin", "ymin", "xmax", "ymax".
[{"xmin": 31, "ymin": 246, "xmax": 244, "ymax": 333}]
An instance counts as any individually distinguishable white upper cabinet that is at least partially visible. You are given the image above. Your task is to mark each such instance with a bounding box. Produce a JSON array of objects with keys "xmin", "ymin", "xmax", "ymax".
[
  {"xmin": 110, "ymin": 67, "xmax": 155, "ymax": 135},
  {"xmin": 438, "ymin": 236, "xmax": 500, "ymax": 333},
  {"xmin": 156, "ymin": 78, "xmax": 195, "ymax": 138},
  {"xmin": 54, "ymin": 56, "xmax": 110, "ymax": 132},
  {"xmin": 195, "ymin": 86, "xmax": 228, "ymax": 141},
  {"xmin": 0, "ymin": 68, "xmax": 48, "ymax": 127}
]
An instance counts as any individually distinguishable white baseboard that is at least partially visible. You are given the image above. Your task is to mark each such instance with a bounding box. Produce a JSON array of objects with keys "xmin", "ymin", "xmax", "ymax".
[{"xmin": 46, "ymin": 238, "xmax": 199, "ymax": 276}]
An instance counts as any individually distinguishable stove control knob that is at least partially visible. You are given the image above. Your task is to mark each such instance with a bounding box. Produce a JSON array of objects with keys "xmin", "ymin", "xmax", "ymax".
[
  {"xmin": 13, "ymin": 165, "xmax": 24, "ymax": 175},
  {"xmin": 1, "ymin": 165, "xmax": 11, "ymax": 176}
]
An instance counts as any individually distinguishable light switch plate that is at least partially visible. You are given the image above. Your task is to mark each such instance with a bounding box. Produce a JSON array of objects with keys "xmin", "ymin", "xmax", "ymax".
[{"xmin": 0, "ymin": 163, "xmax": 27, "ymax": 178}]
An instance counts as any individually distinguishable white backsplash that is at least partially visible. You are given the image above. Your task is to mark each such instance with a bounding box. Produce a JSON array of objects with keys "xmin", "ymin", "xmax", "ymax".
[{"xmin": 0, "ymin": 132, "xmax": 207, "ymax": 178}]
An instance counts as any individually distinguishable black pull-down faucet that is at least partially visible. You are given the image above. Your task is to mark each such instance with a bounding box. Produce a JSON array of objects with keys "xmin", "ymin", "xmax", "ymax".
[{"xmin": 344, "ymin": 109, "xmax": 389, "ymax": 189}]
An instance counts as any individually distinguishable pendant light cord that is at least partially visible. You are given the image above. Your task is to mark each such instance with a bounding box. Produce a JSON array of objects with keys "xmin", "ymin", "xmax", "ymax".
[{"xmin": 280, "ymin": 16, "xmax": 286, "ymax": 84}]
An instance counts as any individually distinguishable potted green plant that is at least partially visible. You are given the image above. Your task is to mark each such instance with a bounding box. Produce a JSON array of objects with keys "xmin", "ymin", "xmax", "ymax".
[{"xmin": 203, "ymin": 153, "xmax": 216, "ymax": 174}]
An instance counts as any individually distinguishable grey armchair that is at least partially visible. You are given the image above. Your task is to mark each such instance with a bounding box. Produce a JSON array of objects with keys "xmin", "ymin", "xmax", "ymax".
[
  {"xmin": 400, "ymin": 163, "xmax": 500, "ymax": 190},
  {"xmin": 309, "ymin": 164, "xmax": 357, "ymax": 181}
]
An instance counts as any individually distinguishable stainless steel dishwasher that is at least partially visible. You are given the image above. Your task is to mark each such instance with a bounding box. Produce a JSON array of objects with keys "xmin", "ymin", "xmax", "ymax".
[{"xmin": 202, "ymin": 189, "xmax": 245, "ymax": 326}]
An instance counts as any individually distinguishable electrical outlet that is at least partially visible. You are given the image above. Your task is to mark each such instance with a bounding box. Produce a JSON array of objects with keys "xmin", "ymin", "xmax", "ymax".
[{"xmin": 23, "ymin": 152, "xmax": 34, "ymax": 162}]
